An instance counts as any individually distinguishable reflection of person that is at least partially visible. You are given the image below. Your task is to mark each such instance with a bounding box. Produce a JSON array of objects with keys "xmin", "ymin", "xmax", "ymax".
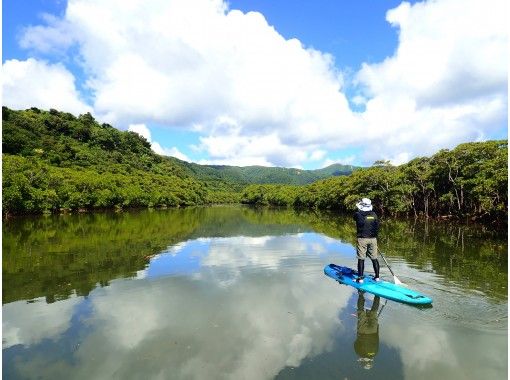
[
  {"xmin": 353, "ymin": 198, "xmax": 380, "ymax": 283},
  {"xmin": 354, "ymin": 291, "xmax": 380, "ymax": 370}
]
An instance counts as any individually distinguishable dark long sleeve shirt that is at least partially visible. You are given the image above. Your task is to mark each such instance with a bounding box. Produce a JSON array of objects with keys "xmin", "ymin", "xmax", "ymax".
[{"xmin": 354, "ymin": 210, "xmax": 379, "ymax": 238}]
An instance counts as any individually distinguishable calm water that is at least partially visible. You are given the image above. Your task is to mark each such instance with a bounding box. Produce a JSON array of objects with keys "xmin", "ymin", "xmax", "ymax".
[{"xmin": 2, "ymin": 206, "xmax": 508, "ymax": 380}]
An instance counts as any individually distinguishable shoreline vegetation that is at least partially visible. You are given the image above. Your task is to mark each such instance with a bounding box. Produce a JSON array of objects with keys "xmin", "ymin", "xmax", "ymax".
[{"xmin": 2, "ymin": 107, "xmax": 507, "ymax": 227}]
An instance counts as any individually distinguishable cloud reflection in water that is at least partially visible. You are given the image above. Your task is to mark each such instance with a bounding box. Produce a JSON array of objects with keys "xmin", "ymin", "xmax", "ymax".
[{"xmin": 3, "ymin": 233, "xmax": 351, "ymax": 379}]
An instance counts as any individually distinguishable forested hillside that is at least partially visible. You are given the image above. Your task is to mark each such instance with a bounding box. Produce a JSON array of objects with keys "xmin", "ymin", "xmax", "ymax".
[
  {"xmin": 241, "ymin": 140, "xmax": 508, "ymax": 224},
  {"xmin": 169, "ymin": 158, "xmax": 355, "ymax": 185},
  {"xmin": 2, "ymin": 107, "xmax": 241, "ymax": 214}
]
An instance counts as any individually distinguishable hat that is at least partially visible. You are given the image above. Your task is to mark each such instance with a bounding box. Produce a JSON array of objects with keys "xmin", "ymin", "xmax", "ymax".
[{"xmin": 356, "ymin": 198, "xmax": 373, "ymax": 211}]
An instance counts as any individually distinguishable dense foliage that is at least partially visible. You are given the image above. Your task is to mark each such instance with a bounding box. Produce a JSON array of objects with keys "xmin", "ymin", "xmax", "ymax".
[
  {"xmin": 2, "ymin": 107, "xmax": 240, "ymax": 214},
  {"xmin": 242, "ymin": 141, "xmax": 508, "ymax": 224}
]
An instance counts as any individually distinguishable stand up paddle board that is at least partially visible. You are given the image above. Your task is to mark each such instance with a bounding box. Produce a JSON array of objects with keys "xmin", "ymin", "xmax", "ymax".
[{"xmin": 324, "ymin": 264, "xmax": 432, "ymax": 305}]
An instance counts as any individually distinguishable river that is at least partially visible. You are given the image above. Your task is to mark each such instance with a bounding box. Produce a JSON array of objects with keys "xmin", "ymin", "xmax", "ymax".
[{"xmin": 2, "ymin": 206, "xmax": 507, "ymax": 379}]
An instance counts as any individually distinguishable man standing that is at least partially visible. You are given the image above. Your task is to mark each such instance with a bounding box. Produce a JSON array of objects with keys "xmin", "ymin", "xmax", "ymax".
[{"xmin": 353, "ymin": 198, "xmax": 380, "ymax": 283}]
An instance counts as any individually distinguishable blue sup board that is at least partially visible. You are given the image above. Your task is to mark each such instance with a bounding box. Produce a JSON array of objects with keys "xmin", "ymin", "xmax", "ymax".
[{"xmin": 324, "ymin": 264, "xmax": 432, "ymax": 305}]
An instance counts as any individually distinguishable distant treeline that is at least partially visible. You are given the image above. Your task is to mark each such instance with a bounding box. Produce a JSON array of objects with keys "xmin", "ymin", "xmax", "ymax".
[
  {"xmin": 173, "ymin": 159, "xmax": 356, "ymax": 185},
  {"xmin": 2, "ymin": 107, "xmax": 507, "ymax": 224},
  {"xmin": 242, "ymin": 140, "xmax": 508, "ymax": 224}
]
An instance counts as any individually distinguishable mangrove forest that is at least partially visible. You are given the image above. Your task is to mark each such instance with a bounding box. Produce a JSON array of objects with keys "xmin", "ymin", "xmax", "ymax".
[{"xmin": 2, "ymin": 107, "xmax": 507, "ymax": 225}]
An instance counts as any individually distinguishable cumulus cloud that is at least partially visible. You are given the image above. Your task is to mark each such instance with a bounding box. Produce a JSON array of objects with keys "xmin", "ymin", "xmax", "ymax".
[
  {"xmin": 128, "ymin": 123, "xmax": 190, "ymax": 160},
  {"xmin": 19, "ymin": 13, "xmax": 76, "ymax": 53},
  {"xmin": 359, "ymin": 0, "xmax": 507, "ymax": 106},
  {"xmin": 2, "ymin": 58, "xmax": 92, "ymax": 114},
  {"xmin": 155, "ymin": 145, "xmax": 190, "ymax": 161},
  {"xmin": 309, "ymin": 149, "xmax": 327, "ymax": 161},
  {"xmin": 196, "ymin": 131, "xmax": 309, "ymax": 167},
  {"xmin": 355, "ymin": 0, "xmax": 508, "ymax": 162},
  {"xmin": 127, "ymin": 123, "xmax": 151, "ymax": 140},
  {"xmin": 16, "ymin": 0, "xmax": 355, "ymax": 166},
  {"xmin": 11, "ymin": 0, "xmax": 508, "ymax": 166}
]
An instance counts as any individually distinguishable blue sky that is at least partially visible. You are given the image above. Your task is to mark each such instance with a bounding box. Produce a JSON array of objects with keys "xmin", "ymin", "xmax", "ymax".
[
  {"xmin": 229, "ymin": 1, "xmax": 407, "ymax": 68},
  {"xmin": 3, "ymin": 0, "xmax": 507, "ymax": 169}
]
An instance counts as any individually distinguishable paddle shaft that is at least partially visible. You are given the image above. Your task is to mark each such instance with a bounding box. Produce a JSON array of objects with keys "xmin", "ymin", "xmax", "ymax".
[
  {"xmin": 379, "ymin": 251, "xmax": 396, "ymax": 277},
  {"xmin": 377, "ymin": 299, "xmax": 388, "ymax": 318},
  {"xmin": 378, "ymin": 250, "xmax": 403, "ymax": 284}
]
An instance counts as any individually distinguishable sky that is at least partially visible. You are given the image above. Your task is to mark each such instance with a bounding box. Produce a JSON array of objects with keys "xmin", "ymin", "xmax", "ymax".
[{"xmin": 2, "ymin": 0, "xmax": 508, "ymax": 169}]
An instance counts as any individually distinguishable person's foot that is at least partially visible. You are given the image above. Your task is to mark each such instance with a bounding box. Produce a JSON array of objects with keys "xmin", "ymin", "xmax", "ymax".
[
  {"xmin": 374, "ymin": 277, "xmax": 380, "ymax": 282},
  {"xmin": 356, "ymin": 277, "xmax": 364, "ymax": 284}
]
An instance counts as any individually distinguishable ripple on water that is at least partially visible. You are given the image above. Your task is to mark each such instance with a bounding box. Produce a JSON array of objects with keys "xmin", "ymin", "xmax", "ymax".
[
  {"xmin": 364, "ymin": 260, "xmax": 508, "ymax": 332},
  {"xmin": 417, "ymin": 281, "xmax": 508, "ymax": 333}
]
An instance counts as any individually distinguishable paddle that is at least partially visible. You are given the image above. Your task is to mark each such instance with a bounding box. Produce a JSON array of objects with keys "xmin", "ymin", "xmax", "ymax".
[
  {"xmin": 377, "ymin": 299, "xmax": 388, "ymax": 318},
  {"xmin": 379, "ymin": 251, "xmax": 404, "ymax": 285}
]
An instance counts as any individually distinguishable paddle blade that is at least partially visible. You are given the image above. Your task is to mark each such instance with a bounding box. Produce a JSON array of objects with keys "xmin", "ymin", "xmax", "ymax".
[{"xmin": 393, "ymin": 275, "xmax": 404, "ymax": 286}]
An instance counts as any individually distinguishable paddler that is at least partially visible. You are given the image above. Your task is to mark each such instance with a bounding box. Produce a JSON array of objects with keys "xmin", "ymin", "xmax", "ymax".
[{"xmin": 353, "ymin": 198, "xmax": 380, "ymax": 283}]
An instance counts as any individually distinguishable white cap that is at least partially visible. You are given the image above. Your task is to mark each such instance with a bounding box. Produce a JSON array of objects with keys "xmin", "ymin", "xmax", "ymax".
[{"xmin": 356, "ymin": 198, "xmax": 373, "ymax": 211}]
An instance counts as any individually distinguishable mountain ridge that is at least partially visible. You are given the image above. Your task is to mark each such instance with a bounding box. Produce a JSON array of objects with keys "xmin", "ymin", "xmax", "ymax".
[{"xmin": 168, "ymin": 156, "xmax": 357, "ymax": 185}]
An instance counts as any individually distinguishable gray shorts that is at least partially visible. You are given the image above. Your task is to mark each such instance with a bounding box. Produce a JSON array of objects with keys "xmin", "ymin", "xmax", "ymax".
[{"xmin": 356, "ymin": 238, "xmax": 378, "ymax": 259}]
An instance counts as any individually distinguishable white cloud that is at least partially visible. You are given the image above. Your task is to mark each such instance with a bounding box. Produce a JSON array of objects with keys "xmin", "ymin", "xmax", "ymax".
[
  {"xmin": 2, "ymin": 58, "xmax": 92, "ymax": 114},
  {"xmin": 197, "ymin": 131, "xmax": 308, "ymax": 167},
  {"xmin": 17, "ymin": 0, "xmax": 355, "ymax": 167},
  {"xmin": 197, "ymin": 156, "xmax": 273, "ymax": 167},
  {"xmin": 369, "ymin": 0, "xmax": 507, "ymax": 107},
  {"xmin": 127, "ymin": 123, "xmax": 151, "ymax": 140},
  {"xmin": 12, "ymin": 0, "xmax": 508, "ymax": 166},
  {"xmin": 355, "ymin": 0, "xmax": 508, "ymax": 163},
  {"xmin": 148, "ymin": 141, "xmax": 166, "ymax": 155},
  {"xmin": 128, "ymin": 123, "xmax": 190, "ymax": 160},
  {"xmin": 309, "ymin": 149, "xmax": 327, "ymax": 161},
  {"xmin": 160, "ymin": 146, "xmax": 191, "ymax": 161},
  {"xmin": 19, "ymin": 13, "xmax": 76, "ymax": 53},
  {"xmin": 351, "ymin": 95, "xmax": 367, "ymax": 106}
]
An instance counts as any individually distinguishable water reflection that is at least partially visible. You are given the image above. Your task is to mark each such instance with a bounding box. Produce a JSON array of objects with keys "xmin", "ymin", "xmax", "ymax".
[
  {"xmin": 2, "ymin": 207, "xmax": 508, "ymax": 379},
  {"xmin": 3, "ymin": 234, "xmax": 351, "ymax": 379},
  {"xmin": 3, "ymin": 296, "xmax": 81, "ymax": 349},
  {"xmin": 354, "ymin": 292, "xmax": 381, "ymax": 370},
  {"xmin": 3, "ymin": 207, "xmax": 507, "ymax": 304}
]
